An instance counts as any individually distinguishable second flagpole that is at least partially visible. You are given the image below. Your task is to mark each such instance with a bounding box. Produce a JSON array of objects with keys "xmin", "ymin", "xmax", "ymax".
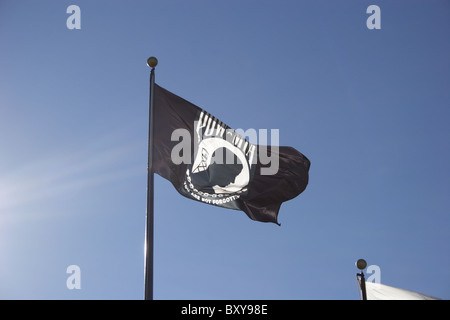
[{"xmin": 145, "ymin": 56, "xmax": 158, "ymax": 300}]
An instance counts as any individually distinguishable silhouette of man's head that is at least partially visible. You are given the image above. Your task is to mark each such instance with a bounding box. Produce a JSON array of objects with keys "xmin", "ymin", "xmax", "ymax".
[{"xmin": 191, "ymin": 147, "xmax": 243, "ymax": 192}]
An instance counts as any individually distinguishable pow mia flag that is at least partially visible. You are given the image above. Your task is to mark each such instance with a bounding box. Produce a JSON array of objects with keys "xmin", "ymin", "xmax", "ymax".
[{"xmin": 153, "ymin": 84, "xmax": 310, "ymax": 225}]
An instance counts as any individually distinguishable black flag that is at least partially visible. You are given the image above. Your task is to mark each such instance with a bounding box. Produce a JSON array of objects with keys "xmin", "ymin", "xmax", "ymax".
[{"xmin": 153, "ymin": 84, "xmax": 310, "ymax": 224}]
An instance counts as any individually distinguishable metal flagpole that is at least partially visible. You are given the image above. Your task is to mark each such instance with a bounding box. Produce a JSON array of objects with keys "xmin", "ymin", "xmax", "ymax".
[
  {"xmin": 145, "ymin": 56, "xmax": 158, "ymax": 300},
  {"xmin": 355, "ymin": 259, "xmax": 368, "ymax": 300}
]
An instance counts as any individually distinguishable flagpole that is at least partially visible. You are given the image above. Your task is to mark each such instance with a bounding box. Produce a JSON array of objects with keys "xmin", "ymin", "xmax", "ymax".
[
  {"xmin": 356, "ymin": 259, "xmax": 368, "ymax": 300},
  {"xmin": 145, "ymin": 56, "xmax": 158, "ymax": 300}
]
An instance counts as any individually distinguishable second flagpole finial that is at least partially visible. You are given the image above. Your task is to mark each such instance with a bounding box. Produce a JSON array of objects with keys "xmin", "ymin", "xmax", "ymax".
[{"xmin": 147, "ymin": 57, "xmax": 158, "ymax": 68}]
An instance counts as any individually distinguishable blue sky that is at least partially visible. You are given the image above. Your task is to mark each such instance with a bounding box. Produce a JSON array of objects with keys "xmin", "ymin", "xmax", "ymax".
[{"xmin": 0, "ymin": 0, "xmax": 449, "ymax": 299}]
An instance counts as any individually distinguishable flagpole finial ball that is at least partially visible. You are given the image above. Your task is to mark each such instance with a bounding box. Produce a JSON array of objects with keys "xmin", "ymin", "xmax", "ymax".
[
  {"xmin": 147, "ymin": 57, "xmax": 158, "ymax": 68},
  {"xmin": 355, "ymin": 259, "xmax": 367, "ymax": 270}
]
